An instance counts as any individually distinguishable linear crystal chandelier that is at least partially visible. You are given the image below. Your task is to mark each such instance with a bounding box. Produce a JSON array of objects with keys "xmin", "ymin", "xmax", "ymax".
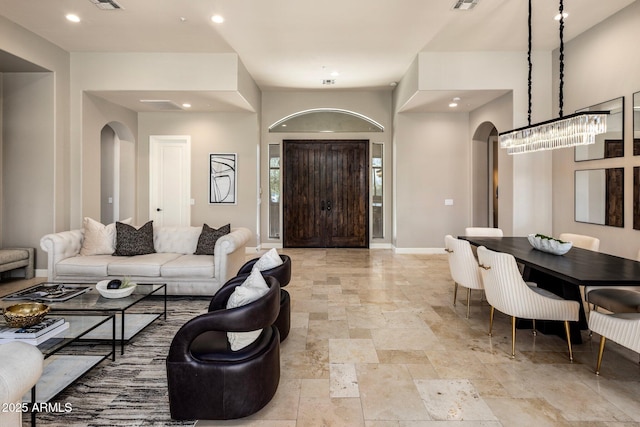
[{"xmin": 499, "ymin": 0, "xmax": 608, "ymax": 155}]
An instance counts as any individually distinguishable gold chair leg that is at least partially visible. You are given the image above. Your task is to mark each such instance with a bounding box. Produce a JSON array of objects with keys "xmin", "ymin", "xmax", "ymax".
[
  {"xmin": 595, "ymin": 336, "xmax": 606, "ymax": 375},
  {"xmin": 466, "ymin": 288, "xmax": 471, "ymax": 319},
  {"xmin": 563, "ymin": 321, "xmax": 574, "ymax": 363},
  {"xmin": 453, "ymin": 282, "xmax": 458, "ymax": 307},
  {"xmin": 511, "ymin": 316, "xmax": 517, "ymax": 359},
  {"xmin": 488, "ymin": 306, "xmax": 495, "ymax": 336}
]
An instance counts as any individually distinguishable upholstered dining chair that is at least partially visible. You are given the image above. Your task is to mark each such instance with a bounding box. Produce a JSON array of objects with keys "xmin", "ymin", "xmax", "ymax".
[
  {"xmin": 588, "ymin": 311, "xmax": 640, "ymax": 375},
  {"xmin": 166, "ymin": 274, "xmax": 281, "ymax": 420},
  {"xmin": 237, "ymin": 253, "xmax": 292, "ymax": 341},
  {"xmin": 477, "ymin": 246, "xmax": 580, "ymax": 361},
  {"xmin": 558, "ymin": 233, "xmax": 600, "ymax": 251},
  {"xmin": 585, "ymin": 249, "xmax": 640, "ymax": 314},
  {"xmin": 444, "ymin": 235, "xmax": 484, "ymax": 318},
  {"xmin": 464, "ymin": 227, "xmax": 504, "ymax": 237}
]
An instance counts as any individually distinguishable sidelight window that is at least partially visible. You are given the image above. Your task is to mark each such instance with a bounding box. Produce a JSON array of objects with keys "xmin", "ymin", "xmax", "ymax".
[
  {"xmin": 268, "ymin": 144, "xmax": 281, "ymax": 239},
  {"xmin": 372, "ymin": 143, "xmax": 383, "ymax": 238}
]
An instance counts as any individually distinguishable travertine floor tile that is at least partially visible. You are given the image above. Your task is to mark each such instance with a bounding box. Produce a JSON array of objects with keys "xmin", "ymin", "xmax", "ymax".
[{"xmin": 211, "ymin": 249, "xmax": 640, "ymax": 426}]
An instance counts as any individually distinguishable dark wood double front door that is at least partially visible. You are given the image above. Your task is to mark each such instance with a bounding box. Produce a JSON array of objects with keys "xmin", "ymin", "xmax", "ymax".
[{"xmin": 283, "ymin": 140, "xmax": 369, "ymax": 248}]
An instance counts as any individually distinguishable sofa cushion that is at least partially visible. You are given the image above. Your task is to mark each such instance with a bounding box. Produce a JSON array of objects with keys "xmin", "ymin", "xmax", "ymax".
[
  {"xmin": 56, "ymin": 255, "xmax": 116, "ymax": 276},
  {"xmin": 154, "ymin": 226, "xmax": 201, "ymax": 254},
  {"xmin": 114, "ymin": 221, "xmax": 156, "ymax": 256},
  {"xmin": 0, "ymin": 249, "xmax": 29, "ymax": 264},
  {"xmin": 161, "ymin": 254, "xmax": 215, "ymax": 278},
  {"xmin": 107, "ymin": 253, "xmax": 181, "ymax": 277},
  {"xmin": 80, "ymin": 217, "xmax": 132, "ymax": 256},
  {"xmin": 194, "ymin": 224, "xmax": 230, "ymax": 255}
]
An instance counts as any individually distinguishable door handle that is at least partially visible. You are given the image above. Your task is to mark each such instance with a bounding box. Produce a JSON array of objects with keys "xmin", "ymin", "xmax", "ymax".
[
  {"xmin": 326, "ymin": 201, "xmax": 332, "ymax": 212},
  {"xmin": 156, "ymin": 208, "xmax": 162, "ymax": 212},
  {"xmin": 320, "ymin": 201, "xmax": 325, "ymax": 211}
]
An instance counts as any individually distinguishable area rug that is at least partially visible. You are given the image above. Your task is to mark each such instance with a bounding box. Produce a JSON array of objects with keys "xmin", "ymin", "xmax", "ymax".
[{"xmin": 33, "ymin": 296, "xmax": 209, "ymax": 427}]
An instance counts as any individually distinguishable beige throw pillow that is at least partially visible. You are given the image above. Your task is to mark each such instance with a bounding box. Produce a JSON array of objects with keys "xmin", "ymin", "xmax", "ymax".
[
  {"xmin": 80, "ymin": 217, "xmax": 131, "ymax": 256},
  {"xmin": 226, "ymin": 267, "xmax": 270, "ymax": 350},
  {"xmin": 254, "ymin": 248, "xmax": 284, "ymax": 271}
]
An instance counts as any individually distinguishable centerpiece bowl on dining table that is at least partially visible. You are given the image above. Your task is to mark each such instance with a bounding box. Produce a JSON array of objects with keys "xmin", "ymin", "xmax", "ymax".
[
  {"xmin": 527, "ymin": 234, "xmax": 573, "ymax": 255},
  {"xmin": 96, "ymin": 279, "xmax": 137, "ymax": 299},
  {"xmin": 3, "ymin": 302, "xmax": 51, "ymax": 328}
]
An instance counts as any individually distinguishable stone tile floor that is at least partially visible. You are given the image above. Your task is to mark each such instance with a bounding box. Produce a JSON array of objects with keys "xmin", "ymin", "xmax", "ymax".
[
  {"xmin": 198, "ymin": 248, "xmax": 640, "ymax": 427},
  {"xmin": 3, "ymin": 248, "xmax": 639, "ymax": 426}
]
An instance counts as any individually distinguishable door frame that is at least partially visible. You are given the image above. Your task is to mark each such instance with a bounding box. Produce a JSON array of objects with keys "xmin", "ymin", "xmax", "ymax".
[{"xmin": 149, "ymin": 135, "xmax": 191, "ymax": 227}]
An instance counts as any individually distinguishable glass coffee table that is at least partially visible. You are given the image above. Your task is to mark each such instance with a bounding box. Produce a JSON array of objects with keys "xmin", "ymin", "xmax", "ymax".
[
  {"xmin": 3, "ymin": 283, "xmax": 167, "ymax": 355},
  {"xmin": 8, "ymin": 314, "xmax": 116, "ymax": 427},
  {"xmin": 44, "ymin": 283, "xmax": 167, "ymax": 354}
]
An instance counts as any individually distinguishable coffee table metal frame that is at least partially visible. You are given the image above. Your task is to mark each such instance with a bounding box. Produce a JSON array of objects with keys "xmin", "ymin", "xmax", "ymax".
[
  {"xmin": 43, "ymin": 283, "xmax": 167, "ymax": 355},
  {"xmin": 23, "ymin": 313, "xmax": 116, "ymax": 427}
]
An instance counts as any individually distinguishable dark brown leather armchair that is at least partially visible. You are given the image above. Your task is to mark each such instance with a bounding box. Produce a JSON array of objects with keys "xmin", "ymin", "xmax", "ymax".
[
  {"xmin": 166, "ymin": 275, "xmax": 281, "ymax": 420},
  {"xmin": 238, "ymin": 254, "xmax": 291, "ymax": 341}
]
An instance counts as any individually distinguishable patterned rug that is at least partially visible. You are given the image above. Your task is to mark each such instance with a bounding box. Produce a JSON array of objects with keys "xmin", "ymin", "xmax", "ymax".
[{"xmin": 32, "ymin": 296, "xmax": 210, "ymax": 427}]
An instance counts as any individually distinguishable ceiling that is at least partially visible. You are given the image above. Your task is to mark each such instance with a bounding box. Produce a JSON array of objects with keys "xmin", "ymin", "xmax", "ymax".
[{"xmin": 0, "ymin": 0, "xmax": 635, "ymax": 112}]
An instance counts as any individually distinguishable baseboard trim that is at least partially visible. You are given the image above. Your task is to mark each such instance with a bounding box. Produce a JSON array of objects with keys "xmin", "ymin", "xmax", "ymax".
[
  {"xmin": 36, "ymin": 269, "xmax": 48, "ymax": 278},
  {"xmin": 393, "ymin": 247, "xmax": 446, "ymax": 254},
  {"xmin": 370, "ymin": 243, "xmax": 393, "ymax": 249}
]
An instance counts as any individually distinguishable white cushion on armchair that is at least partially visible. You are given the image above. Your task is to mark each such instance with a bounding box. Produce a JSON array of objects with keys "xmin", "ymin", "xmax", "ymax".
[{"xmin": 0, "ymin": 341, "xmax": 44, "ymax": 426}]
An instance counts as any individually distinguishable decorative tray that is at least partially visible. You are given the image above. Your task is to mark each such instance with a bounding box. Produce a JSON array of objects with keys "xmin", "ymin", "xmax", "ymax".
[{"xmin": 527, "ymin": 234, "xmax": 572, "ymax": 255}]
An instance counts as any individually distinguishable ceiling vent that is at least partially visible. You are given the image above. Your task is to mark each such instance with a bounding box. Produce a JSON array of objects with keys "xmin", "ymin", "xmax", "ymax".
[
  {"xmin": 89, "ymin": 0, "xmax": 123, "ymax": 10},
  {"xmin": 139, "ymin": 100, "xmax": 183, "ymax": 111},
  {"xmin": 322, "ymin": 79, "xmax": 336, "ymax": 85},
  {"xmin": 452, "ymin": 0, "xmax": 479, "ymax": 10}
]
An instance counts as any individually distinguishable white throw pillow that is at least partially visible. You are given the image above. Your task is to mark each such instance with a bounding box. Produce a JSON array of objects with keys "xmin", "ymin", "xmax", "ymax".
[
  {"xmin": 226, "ymin": 267, "xmax": 270, "ymax": 350},
  {"xmin": 254, "ymin": 248, "xmax": 284, "ymax": 271},
  {"xmin": 80, "ymin": 217, "xmax": 132, "ymax": 256}
]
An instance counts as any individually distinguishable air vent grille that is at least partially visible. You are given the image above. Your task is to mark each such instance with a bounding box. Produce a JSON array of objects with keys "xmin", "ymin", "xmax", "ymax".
[
  {"xmin": 89, "ymin": 0, "xmax": 123, "ymax": 10},
  {"xmin": 452, "ymin": 0, "xmax": 479, "ymax": 10},
  {"xmin": 139, "ymin": 100, "xmax": 183, "ymax": 111},
  {"xmin": 322, "ymin": 79, "xmax": 336, "ymax": 85}
]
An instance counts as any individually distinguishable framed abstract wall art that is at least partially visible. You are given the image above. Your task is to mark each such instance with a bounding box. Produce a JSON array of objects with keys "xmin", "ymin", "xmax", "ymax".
[{"xmin": 209, "ymin": 153, "xmax": 237, "ymax": 204}]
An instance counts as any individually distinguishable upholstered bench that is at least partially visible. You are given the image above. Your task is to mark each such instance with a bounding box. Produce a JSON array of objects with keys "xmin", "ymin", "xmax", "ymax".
[{"xmin": 0, "ymin": 248, "xmax": 34, "ymax": 279}]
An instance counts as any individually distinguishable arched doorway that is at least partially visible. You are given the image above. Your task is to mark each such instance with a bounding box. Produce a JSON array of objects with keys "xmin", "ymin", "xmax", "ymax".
[
  {"xmin": 100, "ymin": 121, "xmax": 135, "ymax": 223},
  {"xmin": 471, "ymin": 122, "xmax": 499, "ymax": 228}
]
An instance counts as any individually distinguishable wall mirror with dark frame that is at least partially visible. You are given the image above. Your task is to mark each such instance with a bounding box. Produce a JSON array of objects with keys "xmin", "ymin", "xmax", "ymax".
[
  {"xmin": 575, "ymin": 97, "xmax": 624, "ymax": 161},
  {"xmin": 575, "ymin": 168, "xmax": 624, "ymax": 227},
  {"xmin": 634, "ymin": 91, "xmax": 640, "ymax": 155},
  {"xmin": 635, "ymin": 167, "xmax": 640, "ymax": 229}
]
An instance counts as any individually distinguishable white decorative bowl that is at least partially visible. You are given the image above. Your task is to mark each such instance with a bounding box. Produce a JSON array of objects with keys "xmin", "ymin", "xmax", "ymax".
[
  {"xmin": 527, "ymin": 234, "xmax": 573, "ymax": 255},
  {"xmin": 96, "ymin": 280, "xmax": 137, "ymax": 299}
]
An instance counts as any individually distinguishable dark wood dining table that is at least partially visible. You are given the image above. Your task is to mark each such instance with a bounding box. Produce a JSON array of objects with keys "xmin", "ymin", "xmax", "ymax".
[{"xmin": 459, "ymin": 236, "xmax": 640, "ymax": 343}]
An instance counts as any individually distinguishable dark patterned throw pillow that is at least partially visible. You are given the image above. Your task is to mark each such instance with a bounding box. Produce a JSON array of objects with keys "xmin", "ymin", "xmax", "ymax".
[
  {"xmin": 194, "ymin": 223, "xmax": 231, "ymax": 255},
  {"xmin": 113, "ymin": 221, "xmax": 156, "ymax": 256}
]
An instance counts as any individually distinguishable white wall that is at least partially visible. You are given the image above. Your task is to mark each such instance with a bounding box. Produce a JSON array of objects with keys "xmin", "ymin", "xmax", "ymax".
[
  {"xmin": 394, "ymin": 112, "xmax": 470, "ymax": 249},
  {"xmin": 2, "ymin": 73, "xmax": 55, "ymax": 252},
  {"xmin": 70, "ymin": 52, "xmax": 256, "ymax": 229},
  {"xmin": 0, "ymin": 16, "xmax": 70, "ymax": 270},
  {"xmin": 81, "ymin": 93, "xmax": 138, "ymax": 222},
  {"xmin": 551, "ymin": 1, "xmax": 640, "ymax": 259},
  {"xmin": 138, "ymin": 112, "xmax": 260, "ymax": 244}
]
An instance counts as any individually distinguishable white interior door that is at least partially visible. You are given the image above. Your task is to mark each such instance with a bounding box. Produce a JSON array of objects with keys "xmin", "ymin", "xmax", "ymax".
[{"xmin": 149, "ymin": 135, "xmax": 191, "ymax": 227}]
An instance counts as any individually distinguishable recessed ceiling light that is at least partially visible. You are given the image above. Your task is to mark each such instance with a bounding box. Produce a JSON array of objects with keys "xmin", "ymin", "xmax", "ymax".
[
  {"xmin": 330, "ymin": 71, "xmax": 340, "ymax": 77},
  {"xmin": 211, "ymin": 15, "xmax": 225, "ymax": 24},
  {"xmin": 554, "ymin": 12, "xmax": 569, "ymax": 21},
  {"xmin": 449, "ymin": 102, "xmax": 458, "ymax": 108},
  {"xmin": 182, "ymin": 103, "xmax": 191, "ymax": 108},
  {"xmin": 66, "ymin": 14, "xmax": 81, "ymax": 23}
]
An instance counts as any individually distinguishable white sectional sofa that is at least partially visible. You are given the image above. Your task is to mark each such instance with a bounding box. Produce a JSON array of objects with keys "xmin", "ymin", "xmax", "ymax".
[{"xmin": 40, "ymin": 226, "xmax": 252, "ymax": 296}]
